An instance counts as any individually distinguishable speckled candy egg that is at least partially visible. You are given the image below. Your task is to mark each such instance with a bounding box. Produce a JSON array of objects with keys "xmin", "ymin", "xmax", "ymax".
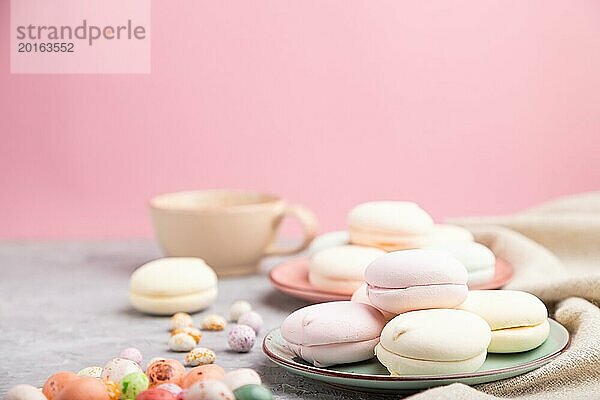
[
  {"xmin": 169, "ymin": 332, "xmax": 197, "ymax": 352},
  {"xmin": 101, "ymin": 358, "xmax": 143, "ymax": 383},
  {"xmin": 146, "ymin": 359, "xmax": 186, "ymax": 387},
  {"xmin": 183, "ymin": 380, "xmax": 234, "ymax": 400},
  {"xmin": 155, "ymin": 383, "xmax": 183, "ymax": 396},
  {"xmin": 171, "ymin": 312, "xmax": 194, "ymax": 331},
  {"xmin": 4, "ymin": 384, "xmax": 47, "ymax": 400},
  {"xmin": 118, "ymin": 347, "xmax": 143, "ymax": 364},
  {"xmin": 77, "ymin": 366, "xmax": 103, "ymax": 378},
  {"xmin": 237, "ymin": 311, "xmax": 263, "ymax": 333},
  {"xmin": 102, "ymin": 379, "xmax": 121, "ymax": 400},
  {"xmin": 229, "ymin": 300, "xmax": 252, "ymax": 322},
  {"xmin": 171, "ymin": 327, "xmax": 202, "ymax": 343},
  {"xmin": 42, "ymin": 371, "xmax": 80, "ymax": 400},
  {"xmin": 55, "ymin": 376, "xmax": 110, "ymax": 400},
  {"xmin": 200, "ymin": 314, "xmax": 227, "ymax": 331},
  {"xmin": 222, "ymin": 369, "xmax": 261, "ymax": 392},
  {"xmin": 184, "ymin": 347, "xmax": 216, "ymax": 367},
  {"xmin": 181, "ymin": 365, "xmax": 225, "ymax": 389},
  {"xmin": 227, "ymin": 325, "xmax": 256, "ymax": 353},
  {"xmin": 119, "ymin": 371, "xmax": 149, "ymax": 398},
  {"xmin": 136, "ymin": 388, "xmax": 177, "ymax": 400},
  {"xmin": 146, "ymin": 357, "xmax": 165, "ymax": 368},
  {"xmin": 233, "ymin": 385, "xmax": 273, "ymax": 400}
]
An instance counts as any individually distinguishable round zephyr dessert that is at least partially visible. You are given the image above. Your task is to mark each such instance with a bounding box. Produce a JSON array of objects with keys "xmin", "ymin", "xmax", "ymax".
[
  {"xmin": 308, "ymin": 244, "xmax": 385, "ymax": 295},
  {"xmin": 351, "ymin": 283, "xmax": 395, "ymax": 320},
  {"xmin": 365, "ymin": 249, "xmax": 468, "ymax": 314},
  {"xmin": 422, "ymin": 224, "xmax": 474, "ymax": 246},
  {"xmin": 307, "ymin": 231, "xmax": 349, "ymax": 255},
  {"xmin": 129, "ymin": 257, "xmax": 218, "ymax": 315},
  {"xmin": 457, "ymin": 290, "xmax": 550, "ymax": 353},
  {"xmin": 281, "ymin": 301, "xmax": 385, "ymax": 367},
  {"xmin": 376, "ymin": 309, "xmax": 492, "ymax": 375},
  {"xmin": 347, "ymin": 201, "xmax": 434, "ymax": 251},
  {"xmin": 426, "ymin": 241, "xmax": 496, "ymax": 286}
]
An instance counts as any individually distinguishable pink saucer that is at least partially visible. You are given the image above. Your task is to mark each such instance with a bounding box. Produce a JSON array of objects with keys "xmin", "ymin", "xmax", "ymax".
[{"xmin": 269, "ymin": 257, "xmax": 514, "ymax": 303}]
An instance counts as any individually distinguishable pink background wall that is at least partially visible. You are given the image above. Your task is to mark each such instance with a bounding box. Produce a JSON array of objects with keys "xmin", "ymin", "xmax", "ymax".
[{"xmin": 1, "ymin": 1, "xmax": 600, "ymax": 239}]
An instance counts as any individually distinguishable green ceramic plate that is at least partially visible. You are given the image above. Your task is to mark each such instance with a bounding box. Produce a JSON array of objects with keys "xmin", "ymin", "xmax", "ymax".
[{"xmin": 262, "ymin": 319, "xmax": 569, "ymax": 393}]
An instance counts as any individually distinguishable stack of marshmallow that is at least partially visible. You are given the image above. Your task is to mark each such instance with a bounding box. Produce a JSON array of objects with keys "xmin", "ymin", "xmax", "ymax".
[
  {"xmin": 308, "ymin": 201, "xmax": 496, "ymax": 294},
  {"xmin": 281, "ymin": 201, "xmax": 550, "ymax": 376}
]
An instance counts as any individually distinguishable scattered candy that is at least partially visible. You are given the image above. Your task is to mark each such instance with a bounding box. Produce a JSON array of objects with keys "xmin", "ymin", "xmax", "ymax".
[
  {"xmin": 9, "ymin": 308, "xmax": 271, "ymax": 400},
  {"xmin": 136, "ymin": 388, "xmax": 177, "ymax": 400},
  {"xmin": 185, "ymin": 347, "xmax": 216, "ymax": 367},
  {"xmin": 101, "ymin": 358, "xmax": 143, "ymax": 383},
  {"xmin": 42, "ymin": 371, "xmax": 79, "ymax": 400},
  {"xmin": 146, "ymin": 359, "xmax": 186, "ymax": 388},
  {"xmin": 55, "ymin": 376, "xmax": 107, "ymax": 400},
  {"xmin": 233, "ymin": 384, "xmax": 273, "ymax": 400},
  {"xmin": 118, "ymin": 347, "xmax": 143, "ymax": 364},
  {"xmin": 222, "ymin": 369, "xmax": 261, "ymax": 392},
  {"xmin": 155, "ymin": 383, "xmax": 183, "ymax": 396},
  {"xmin": 171, "ymin": 327, "xmax": 202, "ymax": 343},
  {"xmin": 237, "ymin": 311, "xmax": 263, "ymax": 334},
  {"xmin": 4, "ymin": 384, "xmax": 47, "ymax": 400},
  {"xmin": 76, "ymin": 366, "xmax": 103, "ymax": 378},
  {"xmin": 184, "ymin": 380, "xmax": 234, "ymax": 400},
  {"xmin": 102, "ymin": 379, "xmax": 121, "ymax": 400},
  {"xmin": 171, "ymin": 313, "xmax": 194, "ymax": 331},
  {"xmin": 181, "ymin": 365, "xmax": 225, "ymax": 389},
  {"xmin": 229, "ymin": 300, "xmax": 252, "ymax": 322},
  {"xmin": 119, "ymin": 371, "xmax": 149, "ymax": 399},
  {"xmin": 169, "ymin": 332, "xmax": 197, "ymax": 352},
  {"xmin": 200, "ymin": 314, "xmax": 227, "ymax": 331},
  {"xmin": 227, "ymin": 325, "xmax": 256, "ymax": 353}
]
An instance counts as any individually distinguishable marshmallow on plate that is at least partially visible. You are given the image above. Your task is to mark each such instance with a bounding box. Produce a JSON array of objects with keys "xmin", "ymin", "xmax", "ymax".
[
  {"xmin": 365, "ymin": 249, "xmax": 468, "ymax": 314},
  {"xmin": 426, "ymin": 241, "xmax": 496, "ymax": 286},
  {"xmin": 351, "ymin": 283, "xmax": 395, "ymax": 320},
  {"xmin": 348, "ymin": 201, "xmax": 434, "ymax": 251},
  {"xmin": 457, "ymin": 290, "xmax": 550, "ymax": 353},
  {"xmin": 376, "ymin": 309, "xmax": 491, "ymax": 375},
  {"xmin": 308, "ymin": 245, "xmax": 385, "ymax": 295},
  {"xmin": 422, "ymin": 224, "xmax": 474, "ymax": 245},
  {"xmin": 308, "ymin": 231, "xmax": 349, "ymax": 255},
  {"xmin": 281, "ymin": 301, "xmax": 385, "ymax": 367}
]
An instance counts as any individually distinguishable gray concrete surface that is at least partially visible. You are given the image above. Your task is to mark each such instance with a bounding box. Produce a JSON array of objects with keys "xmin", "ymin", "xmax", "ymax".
[{"xmin": 0, "ymin": 240, "xmax": 400, "ymax": 399}]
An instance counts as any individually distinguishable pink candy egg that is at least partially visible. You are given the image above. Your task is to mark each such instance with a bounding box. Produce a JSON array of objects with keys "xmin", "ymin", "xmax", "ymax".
[{"xmin": 118, "ymin": 347, "xmax": 143, "ymax": 364}]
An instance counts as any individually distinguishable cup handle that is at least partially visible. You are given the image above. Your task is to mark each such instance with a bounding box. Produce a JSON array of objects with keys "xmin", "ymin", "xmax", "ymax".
[{"xmin": 264, "ymin": 204, "xmax": 319, "ymax": 256}]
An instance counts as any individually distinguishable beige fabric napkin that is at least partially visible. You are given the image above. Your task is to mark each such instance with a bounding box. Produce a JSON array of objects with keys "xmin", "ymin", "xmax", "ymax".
[{"xmin": 410, "ymin": 192, "xmax": 600, "ymax": 399}]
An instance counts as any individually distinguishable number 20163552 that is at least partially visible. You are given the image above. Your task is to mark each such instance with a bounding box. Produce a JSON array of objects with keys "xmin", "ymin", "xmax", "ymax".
[{"xmin": 18, "ymin": 42, "xmax": 74, "ymax": 52}]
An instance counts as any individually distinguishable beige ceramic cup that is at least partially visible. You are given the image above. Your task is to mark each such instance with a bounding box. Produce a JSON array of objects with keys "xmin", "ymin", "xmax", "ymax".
[{"xmin": 150, "ymin": 190, "xmax": 319, "ymax": 276}]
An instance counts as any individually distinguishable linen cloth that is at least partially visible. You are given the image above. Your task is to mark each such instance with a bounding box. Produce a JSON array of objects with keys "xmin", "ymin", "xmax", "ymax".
[{"xmin": 411, "ymin": 192, "xmax": 600, "ymax": 400}]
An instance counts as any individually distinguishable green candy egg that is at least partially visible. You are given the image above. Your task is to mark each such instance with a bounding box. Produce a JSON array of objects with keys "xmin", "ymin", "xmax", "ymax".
[
  {"xmin": 233, "ymin": 384, "xmax": 273, "ymax": 400},
  {"xmin": 119, "ymin": 371, "xmax": 149, "ymax": 399}
]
